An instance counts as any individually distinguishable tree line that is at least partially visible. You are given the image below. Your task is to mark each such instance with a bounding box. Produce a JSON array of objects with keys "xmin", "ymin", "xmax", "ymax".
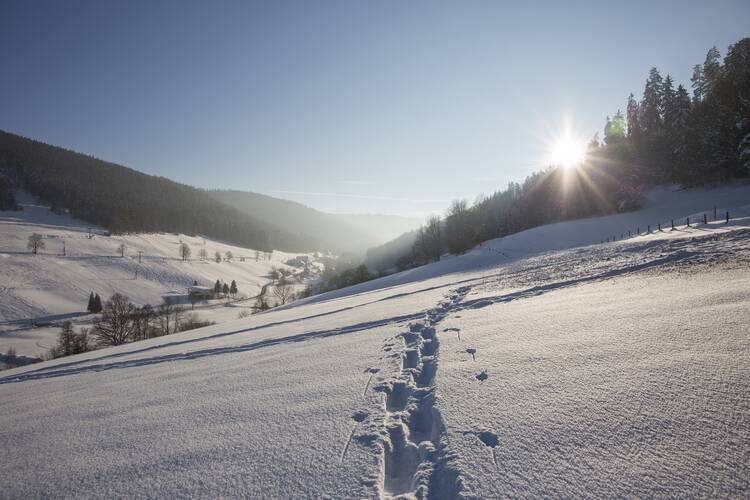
[
  {"xmin": 373, "ymin": 38, "xmax": 750, "ymax": 272},
  {"xmin": 0, "ymin": 174, "xmax": 18, "ymax": 210},
  {"xmin": 0, "ymin": 130, "xmax": 324, "ymax": 253},
  {"xmin": 49, "ymin": 293, "xmax": 215, "ymax": 359}
]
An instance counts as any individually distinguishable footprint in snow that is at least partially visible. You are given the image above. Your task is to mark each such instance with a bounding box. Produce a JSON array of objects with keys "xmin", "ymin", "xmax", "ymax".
[
  {"xmin": 352, "ymin": 410, "xmax": 369, "ymax": 423},
  {"xmin": 462, "ymin": 430, "xmax": 499, "ymax": 465},
  {"xmin": 444, "ymin": 327, "xmax": 461, "ymax": 341},
  {"xmin": 362, "ymin": 368, "xmax": 380, "ymax": 396},
  {"xmin": 477, "ymin": 430, "xmax": 498, "ymax": 448}
]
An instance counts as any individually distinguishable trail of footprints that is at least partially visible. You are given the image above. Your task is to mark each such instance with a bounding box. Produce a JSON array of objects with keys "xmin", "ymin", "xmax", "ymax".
[
  {"xmin": 371, "ymin": 287, "xmax": 470, "ymax": 498},
  {"xmin": 336, "ymin": 287, "xmax": 462, "ymax": 498},
  {"xmin": 345, "ymin": 286, "xmax": 499, "ymax": 498}
]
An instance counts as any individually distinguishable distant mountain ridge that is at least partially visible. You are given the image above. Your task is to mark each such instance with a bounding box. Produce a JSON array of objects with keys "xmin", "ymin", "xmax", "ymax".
[
  {"xmin": 210, "ymin": 190, "xmax": 420, "ymax": 253},
  {"xmin": 0, "ymin": 130, "xmax": 418, "ymax": 253}
]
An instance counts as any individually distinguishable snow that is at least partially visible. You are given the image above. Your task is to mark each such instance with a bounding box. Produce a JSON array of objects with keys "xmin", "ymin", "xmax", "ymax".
[
  {"xmin": 294, "ymin": 182, "xmax": 750, "ymax": 306},
  {"xmin": 438, "ymin": 268, "xmax": 749, "ymax": 498},
  {"xmin": 1, "ymin": 185, "xmax": 749, "ymax": 497},
  {"xmin": 0, "ymin": 191, "xmax": 319, "ymax": 357}
]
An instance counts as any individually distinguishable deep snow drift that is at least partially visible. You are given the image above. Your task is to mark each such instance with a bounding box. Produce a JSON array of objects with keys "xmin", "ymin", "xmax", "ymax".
[{"xmin": 1, "ymin": 196, "xmax": 749, "ymax": 497}]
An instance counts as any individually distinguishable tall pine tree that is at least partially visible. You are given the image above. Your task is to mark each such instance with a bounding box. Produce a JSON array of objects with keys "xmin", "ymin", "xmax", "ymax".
[
  {"xmin": 691, "ymin": 64, "xmax": 706, "ymax": 103},
  {"xmin": 626, "ymin": 93, "xmax": 641, "ymax": 141},
  {"xmin": 640, "ymin": 67, "xmax": 664, "ymax": 137},
  {"xmin": 662, "ymin": 75, "xmax": 677, "ymax": 129},
  {"xmin": 702, "ymin": 46, "xmax": 722, "ymax": 96},
  {"xmin": 93, "ymin": 294, "xmax": 103, "ymax": 313}
]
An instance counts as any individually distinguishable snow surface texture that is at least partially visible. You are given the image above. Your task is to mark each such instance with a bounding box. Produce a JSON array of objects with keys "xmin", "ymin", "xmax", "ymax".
[
  {"xmin": 0, "ymin": 191, "xmax": 316, "ymax": 356},
  {"xmin": 2, "ymin": 204, "xmax": 749, "ymax": 498},
  {"xmin": 293, "ymin": 182, "xmax": 750, "ymax": 306}
]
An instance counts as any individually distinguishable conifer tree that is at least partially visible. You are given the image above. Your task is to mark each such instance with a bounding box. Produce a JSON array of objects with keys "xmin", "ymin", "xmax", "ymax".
[
  {"xmin": 604, "ymin": 110, "xmax": 626, "ymax": 145},
  {"xmin": 673, "ymin": 85, "xmax": 692, "ymax": 126},
  {"xmin": 93, "ymin": 293, "xmax": 103, "ymax": 313},
  {"xmin": 230, "ymin": 280, "xmax": 238, "ymax": 296},
  {"xmin": 702, "ymin": 46, "xmax": 721, "ymax": 95},
  {"xmin": 640, "ymin": 67, "xmax": 664, "ymax": 137},
  {"xmin": 0, "ymin": 175, "xmax": 17, "ymax": 210},
  {"xmin": 626, "ymin": 93, "xmax": 641, "ymax": 140},
  {"xmin": 662, "ymin": 75, "xmax": 676, "ymax": 128},
  {"xmin": 87, "ymin": 292, "xmax": 95, "ymax": 313},
  {"xmin": 691, "ymin": 64, "xmax": 706, "ymax": 102}
]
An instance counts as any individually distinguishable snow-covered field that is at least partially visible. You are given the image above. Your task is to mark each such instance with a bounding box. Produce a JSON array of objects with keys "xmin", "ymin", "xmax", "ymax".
[
  {"xmin": 1, "ymin": 185, "xmax": 748, "ymax": 498},
  {"xmin": 0, "ymin": 192, "xmax": 317, "ymax": 357}
]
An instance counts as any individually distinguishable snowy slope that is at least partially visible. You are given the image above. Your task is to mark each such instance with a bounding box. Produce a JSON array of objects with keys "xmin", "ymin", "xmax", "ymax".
[
  {"xmin": 0, "ymin": 191, "xmax": 316, "ymax": 356},
  {"xmin": 1, "ymin": 211, "xmax": 748, "ymax": 497},
  {"xmin": 295, "ymin": 182, "xmax": 750, "ymax": 306}
]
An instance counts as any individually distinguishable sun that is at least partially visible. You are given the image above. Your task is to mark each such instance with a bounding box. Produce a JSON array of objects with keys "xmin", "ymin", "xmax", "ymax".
[{"xmin": 550, "ymin": 137, "xmax": 586, "ymax": 168}]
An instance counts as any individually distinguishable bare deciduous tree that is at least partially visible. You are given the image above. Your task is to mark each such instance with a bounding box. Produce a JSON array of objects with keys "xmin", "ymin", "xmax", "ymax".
[
  {"xmin": 214, "ymin": 251, "xmax": 222, "ymax": 263},
  {"xmin": 92, "ymin": 293, "xmax": 136, "ymax": 346},
  {"xmin": 132, "ymin": 304, "xmax": 155, "ymax": 341},
  {"xmin": 27, "ymin": 233, "xmax": 45, "ymax": 254},
  {"xmin": 179, "ymin": 243, "xmax": 191, "ymax": 261},
  {"xmin": 253, "ymin": 296, "xmax": 270, "ymax": 313},
  {"xmin": 157, "ymin": 302, "xmax": 183, "ymax": 335},
  {"xmin": 272, "ymin": 277, "xmax": 293, "ymax": 305},
  {"xmin": 198, "ymin": 248, "xmax": 208, "ymax": 261},
  {"xmin": 52, "ymin": 321, "xmax": 89, "ymax": 357},
  {"xmin": 225, "ymin": 250, "xmax": 233, "ymax": 261},
  {"xmin": 117, "ymin": 242, "xmax": 126, "ymax": 257}
]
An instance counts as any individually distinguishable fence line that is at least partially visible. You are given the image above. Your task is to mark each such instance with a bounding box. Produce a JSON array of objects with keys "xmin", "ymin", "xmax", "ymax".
[{"xmin": 601, "ymin": 207, "xmax": 732, "ymax": 244}]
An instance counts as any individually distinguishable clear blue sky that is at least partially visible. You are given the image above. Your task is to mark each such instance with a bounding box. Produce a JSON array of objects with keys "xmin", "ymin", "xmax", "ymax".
[{"xmin": 2, "ymin": 1, "xmax": 748, "ymax": 218}]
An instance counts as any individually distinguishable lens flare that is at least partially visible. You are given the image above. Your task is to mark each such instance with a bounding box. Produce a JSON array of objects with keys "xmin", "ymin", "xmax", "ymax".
[{"xmin": 550, "ymin": 137, "xmax": 586, "ymax": 168}]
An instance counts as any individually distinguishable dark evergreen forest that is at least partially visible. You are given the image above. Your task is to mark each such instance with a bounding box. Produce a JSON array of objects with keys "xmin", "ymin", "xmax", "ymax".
[{"xmin": 0, "ymin": 131, "xmax": 324, "ymax": 252}]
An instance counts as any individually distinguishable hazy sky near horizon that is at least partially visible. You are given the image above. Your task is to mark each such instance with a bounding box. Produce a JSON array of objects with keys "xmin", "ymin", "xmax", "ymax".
[{"xmin": 2, "ymin": 1, "xmax": 748, "ymax": 218}]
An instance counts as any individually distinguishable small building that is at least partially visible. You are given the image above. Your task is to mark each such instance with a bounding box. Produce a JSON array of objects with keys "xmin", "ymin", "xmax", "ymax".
[
  {"xmin": 188, "ymin": 285, "xmax": 216, "ymax": 301},
  {"xmin": 161, "ymin": 291, "xmax": 184, "ymax": 305},
  {"xmin": 285, "ymin": 255, "xmax": 311, "ymax": 268}
]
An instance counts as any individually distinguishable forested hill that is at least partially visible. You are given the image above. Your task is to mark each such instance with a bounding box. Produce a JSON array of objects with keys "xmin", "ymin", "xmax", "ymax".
[
  {"xmin": 0, "ymin": 130, "xmax": 324, "ymax": 252},
  {"xmin": 363, "ymin": 37, "xmax": 750, "ymax": 272},
  {"xmin": 210, "ymin": 190, "xmax": 420, "ymax": 252}
]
